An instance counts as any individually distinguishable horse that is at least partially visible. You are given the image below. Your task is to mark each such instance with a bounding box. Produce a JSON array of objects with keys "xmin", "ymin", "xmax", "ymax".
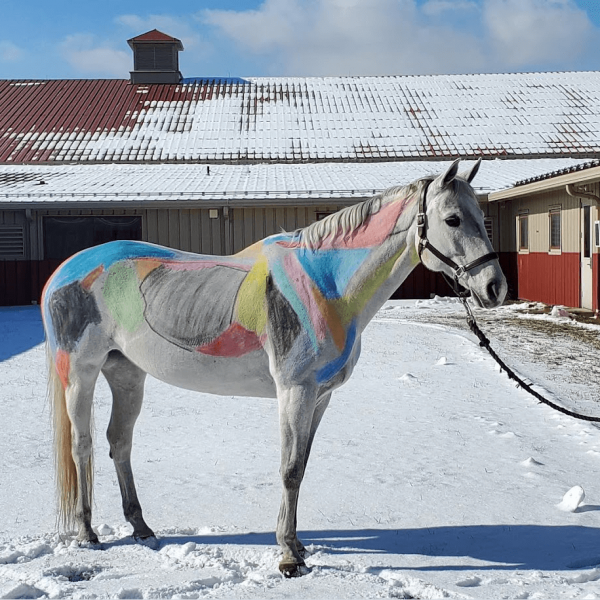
[{"xmin": 41, "ymin": 158, "xmax": 507, "ymax": 577}]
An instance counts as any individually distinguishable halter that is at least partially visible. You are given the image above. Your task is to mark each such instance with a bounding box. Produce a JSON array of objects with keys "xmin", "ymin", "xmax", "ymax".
[{"xmin": 417, "ymin": 179, "xmax": 499, "ymax": 297}]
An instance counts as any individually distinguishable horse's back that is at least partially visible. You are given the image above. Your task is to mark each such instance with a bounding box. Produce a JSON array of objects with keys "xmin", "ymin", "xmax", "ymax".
[{"xmin": 42, "ymin": 240, "xmax": 278, "ymax": 397}]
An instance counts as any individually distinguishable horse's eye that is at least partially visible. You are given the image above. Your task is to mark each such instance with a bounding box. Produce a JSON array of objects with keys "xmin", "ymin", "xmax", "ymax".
[{"xmin": 445, "ymin": 216, "xmax": 461, "ymax": 227}]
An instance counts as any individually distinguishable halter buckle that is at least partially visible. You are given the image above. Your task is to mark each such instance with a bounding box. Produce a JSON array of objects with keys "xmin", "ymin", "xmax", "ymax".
[{"xmin": 454, "ymin": 265, "xmax": 466, "ymax": 278}]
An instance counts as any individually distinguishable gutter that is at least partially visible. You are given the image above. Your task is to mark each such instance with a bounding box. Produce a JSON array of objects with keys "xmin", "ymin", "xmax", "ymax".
[
  {"xmin": 566, "ymin": 183, "xmax": 600, "ymax": 204},
  {"xmin": 489, "ymin": 165, "xmax": 600, "ymax": 202}
]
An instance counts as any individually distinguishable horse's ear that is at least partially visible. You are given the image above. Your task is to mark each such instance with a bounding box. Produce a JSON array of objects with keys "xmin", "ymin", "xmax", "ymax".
[
  {"xmin": 436, "ymin": 158, "xmax": 461, "ymax": 188},
  {"xmin": 460, "ymin": 157, "xmax": 482, "ymax": 183}
]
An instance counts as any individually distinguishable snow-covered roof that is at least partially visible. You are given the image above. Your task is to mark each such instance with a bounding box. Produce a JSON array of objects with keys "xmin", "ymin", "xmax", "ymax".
[
  {"xmin": 0, "ymin": 158, "xmax": 586, "ymax": 206},
  {"xmin": 2, "ymin": 72, "xmax": 600, "ymax": 164}
]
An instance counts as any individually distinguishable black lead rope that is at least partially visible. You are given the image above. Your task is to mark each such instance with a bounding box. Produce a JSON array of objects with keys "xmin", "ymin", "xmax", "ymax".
[
  {"xmin": 456, "ymin": 293, "xmax": 600, "ymax": 424},
  {"xmin": 417, "ymin": 177, "xmax": 600, "ymax": 422}
]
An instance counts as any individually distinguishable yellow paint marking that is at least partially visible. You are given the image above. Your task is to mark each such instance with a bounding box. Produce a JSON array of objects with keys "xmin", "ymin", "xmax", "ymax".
[{"xmin": 236, "ymin": 255, "xmax": 269, "ymax": 334}]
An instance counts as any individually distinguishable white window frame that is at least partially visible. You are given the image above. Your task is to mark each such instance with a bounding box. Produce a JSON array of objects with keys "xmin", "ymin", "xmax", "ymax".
[
  {"xmin": 548, "ymin": 206, "xmax": 561, "ymax": 255},
  {"xmin": 517, "ymin": 212, "xmax": 529, "ymax": 254}
]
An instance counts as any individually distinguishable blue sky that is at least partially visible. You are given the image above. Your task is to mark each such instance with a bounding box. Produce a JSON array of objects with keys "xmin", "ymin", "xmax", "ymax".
[{"xmin": 1, "ymin": 0, "xmax": 600, "ymax": 79}]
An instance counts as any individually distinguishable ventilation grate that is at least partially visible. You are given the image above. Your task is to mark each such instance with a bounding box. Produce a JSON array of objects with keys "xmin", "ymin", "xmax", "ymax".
[
  {"xmin": 0, "ymin": 225, "xmax": 25, "ymax": 258},
  {"xmin": 484, "ymin": 217, "xmax": 494, "ymax": 246}
]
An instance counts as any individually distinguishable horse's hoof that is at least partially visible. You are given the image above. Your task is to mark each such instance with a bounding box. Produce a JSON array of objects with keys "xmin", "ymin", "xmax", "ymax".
[
  {"xmin": 279, "ymin": 560, "xmax": 311, "ymax": 578},
  {"xmin": 134, "ymin": 534, "xmax": 159, "ymax": 550},
  {"xmin": 76, "ymin": 532, "xmax": 100, "ymax": 546}
]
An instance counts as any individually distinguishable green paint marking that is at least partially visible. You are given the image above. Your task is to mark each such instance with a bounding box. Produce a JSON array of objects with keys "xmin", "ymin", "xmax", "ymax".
[
  {"xmin": 102, "ymin": 262, "xmax": 145, "ymax": 333},
  {"xmin": 334, "ymin": 245, "xmax": 405, "ymax": 324}
]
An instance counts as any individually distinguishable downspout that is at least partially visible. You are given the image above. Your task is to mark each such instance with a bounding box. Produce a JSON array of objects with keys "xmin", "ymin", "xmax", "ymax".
[
  {"xmin": 566, "ymin": 183, "xmax": 600, "ymax": 204},
  {"xmin": 566, "ymin": 184, "xmax": 600, "ymax": 313}
]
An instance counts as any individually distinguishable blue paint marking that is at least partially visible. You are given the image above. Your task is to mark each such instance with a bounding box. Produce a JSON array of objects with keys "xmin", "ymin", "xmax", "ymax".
[
  {"xmin": 44, "ymin": 241, "xmax": 177, "ymax": 296},
  {"xmin": 270, "ymin": 257, "xmax": 319, "ymax": 351},
  {"xmin": 316, "ymin": 319, "xmax": 358, "ymax": 384},
  {"xmin": 295, "ymin": 248, "xmax": 370, "ymax": 300}
]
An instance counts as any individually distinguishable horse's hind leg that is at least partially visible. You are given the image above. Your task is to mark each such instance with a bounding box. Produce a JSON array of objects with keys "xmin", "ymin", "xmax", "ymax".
[
  {"xmin": 102, "ymin": 351, "xmax": 154, "ymax": 540},
  {"xmin": 64, "ymin": 357, "xmax": 104, "ymax": 544}
]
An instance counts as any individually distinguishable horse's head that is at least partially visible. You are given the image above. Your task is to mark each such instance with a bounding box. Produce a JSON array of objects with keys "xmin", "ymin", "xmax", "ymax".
[{"xmin": 414, "ymin": 158, "xmax": 507, "ymax": 309}]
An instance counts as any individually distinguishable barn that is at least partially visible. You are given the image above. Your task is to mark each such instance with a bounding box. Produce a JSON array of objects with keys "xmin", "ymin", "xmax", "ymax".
[
  {"xmin": 1, "ymin": 29, "xmax": 600, "ymax": 307},
  {"xmin": 490, "ymin": 160, "xmax": 600, "ymax": 310}
]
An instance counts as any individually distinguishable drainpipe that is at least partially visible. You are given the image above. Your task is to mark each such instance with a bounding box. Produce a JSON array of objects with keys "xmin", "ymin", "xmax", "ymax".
[
  {"xmin": 566, "ymin": 183, "xmax": 600, "ymax": 204},
  {"xmin": 567, "ymin": 184, "xmax": 600, "ymax": 314}
]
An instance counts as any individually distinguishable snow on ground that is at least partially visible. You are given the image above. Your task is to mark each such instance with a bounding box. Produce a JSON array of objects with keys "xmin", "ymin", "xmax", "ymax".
[{"xmin": 2, "ymin": 300, "xmax": 600, "ymax": 598}]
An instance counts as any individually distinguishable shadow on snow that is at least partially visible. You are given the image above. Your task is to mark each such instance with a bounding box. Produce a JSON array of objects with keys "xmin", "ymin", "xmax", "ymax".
[
  {"xmin": 0, "ymin": 306, "xmax": 44, "ymax": 362},
  {"xmin": 102, "ymin": 525, "xmax": 600, "ymax": 572}
]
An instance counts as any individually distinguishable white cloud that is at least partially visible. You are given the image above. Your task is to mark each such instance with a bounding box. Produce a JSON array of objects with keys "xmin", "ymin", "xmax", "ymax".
[
  {"xmin": 202, "ymin": 0, "xmax": 487, "ymax": 75},
  {"xmin": 200, "ymin": 0, "xmax": 599, "ymax": 76},
  {"xmin": 422, "ymin": 0, "xmax": 478, "ymax": 17},
  {"xmin": 60, "ymin": 34, "xmax": 130, "ymax": 77},
  {"xmin": 0, "ymin": 41, "xmax": 24, "ymax": 63},
  {"xmin": 483, "ymin": 0, "xmax": 594, "ymax": 68}
]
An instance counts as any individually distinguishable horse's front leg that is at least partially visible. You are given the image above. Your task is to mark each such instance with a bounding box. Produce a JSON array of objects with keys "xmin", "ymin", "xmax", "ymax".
[{"xmin": 276, "ymin": 383, "xmax": 317, "ymax": 578}]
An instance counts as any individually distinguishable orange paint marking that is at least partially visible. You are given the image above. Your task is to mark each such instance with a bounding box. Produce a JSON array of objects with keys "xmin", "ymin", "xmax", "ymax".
[
  {"xmin": 55, "ymin": 349, "xmax": 70, "ymax": 389},
  {"xmin": 135, "ymin": 259, "xmax": 163, "ymax": 280},
  {"xmin": 312, "ymin": 285, "xmax": 346, "ymax": 352},
  {"xmin": 81, "ymin": 265, "xmax": 104, "ymax": 290}
]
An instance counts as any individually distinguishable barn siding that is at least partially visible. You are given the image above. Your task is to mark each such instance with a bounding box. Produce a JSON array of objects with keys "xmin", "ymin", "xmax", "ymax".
[
  {"xmin": 1, "ymin": 199, "xmax": 500, "ymax": 306},
  {"xmin": 516, "ymin": 252, "xmax": 580, "ymax": 307},
  {"xmin": 496, "ymin": 183, "xmax": 600, "ymax": 308}
]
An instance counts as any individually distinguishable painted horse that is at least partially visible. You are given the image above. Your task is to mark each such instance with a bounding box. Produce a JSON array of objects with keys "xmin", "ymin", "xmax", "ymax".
[{"xmin": 42, "ymin": 158, "xmax": 507, "ymax": 577}]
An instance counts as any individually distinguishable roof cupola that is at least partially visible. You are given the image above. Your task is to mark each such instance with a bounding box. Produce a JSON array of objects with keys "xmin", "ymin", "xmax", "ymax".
[{"xmin": 127, "ymin": 29, "xmax": 183, "ymax": 84}]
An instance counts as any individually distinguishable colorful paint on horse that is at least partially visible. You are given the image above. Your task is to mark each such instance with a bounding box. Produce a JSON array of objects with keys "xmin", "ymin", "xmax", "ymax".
[
  {"xmin": 55, "ymin": 349, "xmax": 70, "ymax": 389},
  {"xmin": 234, "ymin": 255, "xmax": 269, "ymax": 337},
  {"xmin": 103, "ymin": 262, "xmax": 145, "ymax": 333},
  {"xmin": 45, "ymin": 241, "xmax": 178, "ymax": 296},
  {"xmin": 196, "ymin": 322, "xmax": 264, "ymax": 357},
  {"xmin": 43, "ymin": 160, "xmax": 507, "ymax": 577}
]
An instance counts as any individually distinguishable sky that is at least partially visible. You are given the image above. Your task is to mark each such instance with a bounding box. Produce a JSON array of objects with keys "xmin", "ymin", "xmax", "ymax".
[{"xmin": 1, "ymin": 0, "xmax": 600, "ymax": 80}]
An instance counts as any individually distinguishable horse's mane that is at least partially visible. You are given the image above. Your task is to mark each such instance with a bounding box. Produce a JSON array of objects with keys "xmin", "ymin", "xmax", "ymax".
[{"xmin": 295, "ymin": 178, "xmax": 430, "ymax": 249}]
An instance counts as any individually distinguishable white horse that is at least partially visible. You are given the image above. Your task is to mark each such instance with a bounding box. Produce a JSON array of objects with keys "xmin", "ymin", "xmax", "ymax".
[{"xmin": 42, "ymin": 158, "xmax": 506, "ymax": 577}]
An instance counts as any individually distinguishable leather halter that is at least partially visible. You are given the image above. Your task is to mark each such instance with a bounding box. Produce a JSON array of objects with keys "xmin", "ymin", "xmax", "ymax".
[{"xmin": 417, "ymin": 179, "xmax": 499, "ymax": 295}]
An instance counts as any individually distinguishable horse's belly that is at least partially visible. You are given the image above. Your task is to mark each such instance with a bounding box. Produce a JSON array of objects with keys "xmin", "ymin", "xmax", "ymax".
[{"xmin": 117, "ymin": 332, "xmax": 277, "ymax": 398}]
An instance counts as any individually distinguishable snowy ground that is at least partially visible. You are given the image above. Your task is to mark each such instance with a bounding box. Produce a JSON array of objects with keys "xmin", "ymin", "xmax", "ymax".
[{"xmin": 2, "ymin": 299, "xmax": 600, "ymax": 598}]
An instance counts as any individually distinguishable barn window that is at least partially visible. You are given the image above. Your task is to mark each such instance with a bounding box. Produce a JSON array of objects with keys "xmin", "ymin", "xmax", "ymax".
[
  {"xmin": 518, "ymin": 214, "xmax": 528, "ymax": 251},
  {"xmin": 316, "ymin": 211, "xmax": 336, "ymax": 221},
  {"xmin": 549, "ymin": 208, "xmax": 561, "ymax": 251},
  {"xmin": 0, "ymin": 225, "xmax": 25, "ymax": 259},
  {"xmin": 43, "ymin": 216, "xmax": 142, "ymax": 260}
]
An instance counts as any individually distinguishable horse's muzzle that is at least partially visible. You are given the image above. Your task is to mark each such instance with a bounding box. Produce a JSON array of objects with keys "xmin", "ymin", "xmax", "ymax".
[{"xmin": 472, "ymin": 276, "xmax": 507, "ymax": 309}]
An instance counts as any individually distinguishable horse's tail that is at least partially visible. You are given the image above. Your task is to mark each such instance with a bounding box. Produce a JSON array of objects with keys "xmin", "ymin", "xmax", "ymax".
[{"xmin": 47, "ymin": 343, "xmax": 85, "ymax": 531}]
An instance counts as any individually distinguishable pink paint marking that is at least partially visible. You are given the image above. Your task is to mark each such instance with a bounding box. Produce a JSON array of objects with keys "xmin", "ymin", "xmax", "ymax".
[
  {"xmin": 283, "ymin": 253, "xmax": 328, "ymax": 341},
  {"xmin": 279, "ymin": 197, "xmax": 412, "ymax": 250},
  {"xmin": 196, "ymin": 322, "xmax": 264, "ymax": 357}
]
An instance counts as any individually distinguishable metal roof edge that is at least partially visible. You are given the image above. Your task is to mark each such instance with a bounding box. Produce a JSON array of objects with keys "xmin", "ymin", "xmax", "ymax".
[{"xmin": 489, "ymin": 165, "xmax": 600, "ymax": 201}]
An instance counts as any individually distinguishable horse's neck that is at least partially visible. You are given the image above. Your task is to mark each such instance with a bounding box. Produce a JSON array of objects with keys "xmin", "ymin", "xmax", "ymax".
[{"xmin": 314, "ymin": 208, "xmax": 419, "ymax": 332}]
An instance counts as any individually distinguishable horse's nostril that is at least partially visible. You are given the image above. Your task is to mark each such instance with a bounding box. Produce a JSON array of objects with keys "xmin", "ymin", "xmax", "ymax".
[{"xmin": 487, "ymin": 279, "xmax": 498, "ymax": 300}]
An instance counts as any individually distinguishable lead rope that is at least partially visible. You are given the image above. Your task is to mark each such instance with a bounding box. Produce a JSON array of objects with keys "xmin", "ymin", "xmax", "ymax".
[{"xmin": 456, "ymin": 290, "xmax": 600, "ymax": 423}]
